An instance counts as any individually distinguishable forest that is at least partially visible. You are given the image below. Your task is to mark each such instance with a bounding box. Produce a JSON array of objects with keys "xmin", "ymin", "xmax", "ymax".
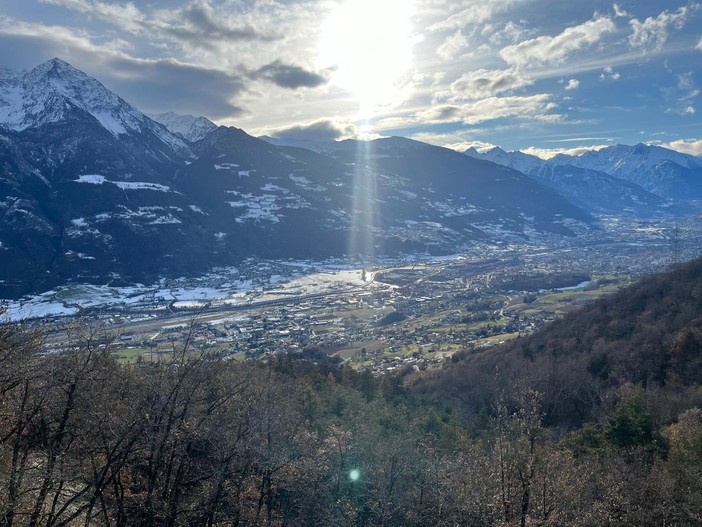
[{"xmin": 1, "ymin": 259, "xmax": 702, "ymax": 526}]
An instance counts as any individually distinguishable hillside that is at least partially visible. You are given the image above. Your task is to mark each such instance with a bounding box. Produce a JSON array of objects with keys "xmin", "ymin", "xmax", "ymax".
[{"xmin": 409, "ymin": 257, "xmax": 702, "ymax": 429}]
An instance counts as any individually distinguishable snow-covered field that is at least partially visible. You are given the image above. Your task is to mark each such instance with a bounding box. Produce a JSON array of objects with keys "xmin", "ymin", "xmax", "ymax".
[{"xmin": 0, "ymin": 257, "xmax": 407, "ymax": 321}]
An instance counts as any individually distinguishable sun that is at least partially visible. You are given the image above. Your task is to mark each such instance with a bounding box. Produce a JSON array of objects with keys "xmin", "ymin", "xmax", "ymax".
[{"xmin": 318, "ymin": 0, "xmax": 415, "ymax": 119}]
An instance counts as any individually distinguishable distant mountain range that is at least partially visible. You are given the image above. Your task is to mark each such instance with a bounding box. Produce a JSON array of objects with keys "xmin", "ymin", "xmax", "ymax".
[
  {"xmin": 0, "ymin": 58, "xmax": 696, "ymax": 298},
  {"xmin": 465, "ymin": 144, "xmax": 702, "ymax": 214}
]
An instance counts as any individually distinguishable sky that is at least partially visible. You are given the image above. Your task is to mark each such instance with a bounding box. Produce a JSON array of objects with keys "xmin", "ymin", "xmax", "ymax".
[{"xmin": 0, "ymin": 0, "xmax": 701, "ymax": 157}]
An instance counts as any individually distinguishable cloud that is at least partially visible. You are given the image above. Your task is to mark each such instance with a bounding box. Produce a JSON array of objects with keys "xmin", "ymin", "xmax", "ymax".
[
  {"xmin": 268, "ymin": 119, "xmax": 357, "ymax": 141},
  {"xmin": 500, "ymin": 15, "xmax": 615, "ymax": 67},
  {"xmin": 660, "ymin": 138, "xmax": 702, "ymax": 155},
  {"xmin": 106, "ymin": 57, "xmax": 245, "ymax": 118},
  {"xmin": 419, "ymin": 94, "xmax": 561, "ymax": 125},
  {"xmin": 697, "ymin": 36, "xmax": 702, "ymax": 50},
  {"xmin": 663, "ymin": 71, "xmax": 700, "ymax": 115},
  {"xmin": 446, "ymin": 140, "xmax": 498, "ymax": 153},
  {"xmin": 430, "ymin": 0, "xmax": 527, "ymax": 30},
  {"xmin": 488, "ymin": 21, "xmax": 531, "ymax": 46},
  {"xmin": 437, "ymin": 31, "xmax": 469, "ymax": 60},
  {"xmin": 41, "ymin": 0, "xmax": 275, "ymax": 46},
  {"xmin": 613, "ymin": 4, "xmax": 629, "ymax": 18},
  {"xmin": 521, "ymin": 144, "xmax": 610, "ymax": 159},
  {"xmin": 600, "ymin": 66, "xmax": 621, "ymax": 81},
  {"xmin": 565, "ymin": 78, "xmax": 580, "ymax": 90},
  {"xmin": 440, "ymin": 68, "xmax": 534, "ymax": 100},
  {"xmin": 252, "ymin": 60, "xmax": 327, "ymax": 89},
  {"xmin": 406, "ymin": 131, "xmax": 496, "ymax": 152},
  {"xmin": 628, "ymin": 4, "xmax": 699, "ymax": 53}
]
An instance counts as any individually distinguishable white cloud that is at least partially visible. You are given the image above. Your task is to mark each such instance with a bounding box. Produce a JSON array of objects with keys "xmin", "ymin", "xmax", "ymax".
[
  {"xmin": 500, "ymin": 15, "xmax": 615, "ymax": 67},
  {"xmin": 41, "ymin": 0, "xmax": 274, "ymax": 44},
  {"xmin": 408, "ymin": 132, "xmax": 497, "ymax": 153},
  {"xmin": 565, "ymin": 78, "xmax": 580, "ymax": 90},
  {"xmin": 419, "ymin": 94, "xmax": 562, "ymax": 125},
  {"xmin": 449, "ymin": 140, "xmax": 498, "ymax": 152},
  {"xmin": 41, "ymin": 0, "xmax": 144, "ymax": 32},
  {"xmin": 0, "ymin": 16, "xmax": 126, "ymax": 56},
  {"xmin": 430, "ymin": 0, "xmax": 526, "ymax": 31},
  {"xmin": 697, "ymin": 36, "xmax": 702, "ymax": 50},
  {"xmin": 660, "ymin": 138, "xmax": 702, "ymax": 156},
  {"xmin": 439, "ymin": 68, "xmax": 534, "ymax": 101},
  {"xmin": 437, "ymin": 30, "xmax": 469, "ymax": 60},
  {"xmin": 628, "ymin": 4, "xmax": 699, "ymax": 53},
  {"xmin": 600, "ymin": 66, "xmax": 620, "ymax": 81},
  {"xmin": 613, "ymin": 4, "xmax": 629, "ymax": 18},
  {"xmin": 521, "ymin": 144, "xmax": 610, "ymax": 159},
  {"xmin": 489, "ymin": 21, "xmax": 531, "ymax": 46},
  {"xmin": 663, "ymin": 72, "xmax": 700, "ymax": 115}
]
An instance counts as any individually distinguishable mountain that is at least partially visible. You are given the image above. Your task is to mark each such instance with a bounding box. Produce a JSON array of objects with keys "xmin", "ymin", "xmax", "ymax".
[
  {"xmin": 0, "ymin": 58, "xmax": 189, "ymax": 154},
  {"xmin": 465, "ymin": 146, "xmax": 544, "ymax": 175},
  {"xmin": 0, "ymin": 59, "xmax": 595, "ymax": 299},
  {"xmin": 550, "ymin": 144, "xmax": 702, "ymax": 200},
  {"xmin": 259, "ymin": 135, "xmax": 343, "ymax": 154},
  {"xmin": 149, "ymin": 111, "xmax": 217, "ymax": 142},
  {"xmin": 466, "ymin": 146, "xmax": 679, "ymax": 215}
]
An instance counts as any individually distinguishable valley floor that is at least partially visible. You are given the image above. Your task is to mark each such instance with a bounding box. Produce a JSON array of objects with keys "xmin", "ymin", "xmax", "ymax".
[{"xmin": 7, "ymin": 214, "xmax": 700, "ymax": 373}]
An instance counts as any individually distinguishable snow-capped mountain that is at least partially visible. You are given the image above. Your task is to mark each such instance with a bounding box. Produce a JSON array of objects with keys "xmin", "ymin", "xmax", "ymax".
[
  {"xmin": 149, "ymin": 111, "xmax": 217, "ymax": 142},
  {"xmin": 549, "ymin": 144, "xmax": 702, "ymax": 199},
  {"xmin": 0, "ymin": 59, "xmax": 595, "ymax": 298},
  {"xmin": 465, "ymin": 146, "xmax": 544, "ymax": 175},
  {"xmin": 466, "ymin": 144, "xmax": 699, "ymax": 212},
  {"xmin": 0, "ymin": 58, "xmax": 189, "ymax": 155},
  {"xmin": 550, "ymin": 143, "xmax": 702, "ymax": 175}
]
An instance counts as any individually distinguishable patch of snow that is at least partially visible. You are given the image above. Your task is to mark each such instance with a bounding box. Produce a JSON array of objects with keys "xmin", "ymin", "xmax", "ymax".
[
  {"xmin": 76, "ymin": 174, "xmax": 106, "ymax": 184},
  {"xmin": 73, "ymin": 175, "xmax": 171, "ymax": 192},
  {"xmin": 115, "ymin": 181, "xmax": 171, "ymax": 192}
]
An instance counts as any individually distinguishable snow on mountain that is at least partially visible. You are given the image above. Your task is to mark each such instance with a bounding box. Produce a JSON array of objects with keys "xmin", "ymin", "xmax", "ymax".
[
  {"xmin": 465, "ymin": 145, "xmax": 679, "ymax": 214},
  {"xmin": 547, "ymin": 144, "xmax": 702, "ymax": 199},
  {"xmin": 465, "ymin": 146, "xmax": 545, "ymax": 174},
  {"xmin": 0, "ymin": 58, "xmax": 189, "ymax": 154},
  {"xmin": 149, "ymin": 111, "xmax": 217, "ymax": 142},
  {"xmin": 549, "ymin": 143, "xmax": 702, "ymax": 177}
]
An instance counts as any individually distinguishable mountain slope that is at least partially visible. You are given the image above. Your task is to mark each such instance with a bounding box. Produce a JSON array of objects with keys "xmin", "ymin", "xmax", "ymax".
[
  {"xmin": 149, "ymin": 111, "xmax": 217, "ymax": 142},
  {"xmin": 411, "ymin": 257, "xmax": 702, "ymax": 428},
  {"xmin": 550, "ymin": 144, "xmax": 702, "ymax": 200},
  {"xmin": 466, "ymin": 145, "xmax": 680, "ymax": 214}
]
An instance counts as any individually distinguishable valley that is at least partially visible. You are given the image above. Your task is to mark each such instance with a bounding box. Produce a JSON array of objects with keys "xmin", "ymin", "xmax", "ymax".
[{"xmin": 17, "ymin": 213, "xmax": 700, "ymax": 373}]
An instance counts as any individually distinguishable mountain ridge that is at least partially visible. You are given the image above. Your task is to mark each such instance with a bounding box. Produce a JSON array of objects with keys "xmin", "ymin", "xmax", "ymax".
[{"xmin": 465, "ymin": 143, "xmax": 702, "ymax": 213}]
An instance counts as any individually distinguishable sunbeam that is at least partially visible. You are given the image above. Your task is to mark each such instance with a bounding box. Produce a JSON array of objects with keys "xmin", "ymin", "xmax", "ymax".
[{"xmin": 348, "ymin": 139, "xmax": 379, "ymax": 267}]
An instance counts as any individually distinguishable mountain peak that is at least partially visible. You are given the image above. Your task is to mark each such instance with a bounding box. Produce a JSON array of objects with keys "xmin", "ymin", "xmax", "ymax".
[
  {"xmin": 149, "ymin": 111, "xmax": 217, "ymax": 142},
  {"xmin": 38, "ymin": 57, "xmax": 74, "ymax": 72},
  {"xmin": 24, "ymin": 57, "xmax": 92, "ymax": 86},
  {"xmin": 0, "ymin": 58, "xmax": 190, "ymax": 154}
]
